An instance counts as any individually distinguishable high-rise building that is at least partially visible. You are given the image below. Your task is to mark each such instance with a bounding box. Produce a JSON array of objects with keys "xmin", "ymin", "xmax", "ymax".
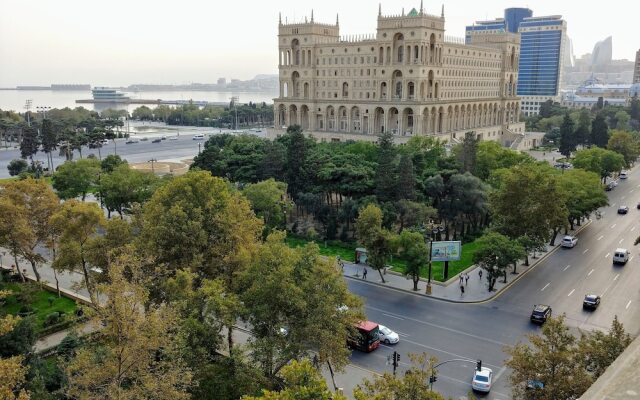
[
  {"xmin": 467, "ymin": 11, "xmax": 567, "ymax": 116},
  {"xmin": 591, "ymin": 37, "xmax": 613, "ymax": 67},
  {"xmin": 634, "ymin": 50, "xmax": 640, "ymax": 84},
  {"xmin": 217, "ymin": 78, "xmax": 227, "ymax": 85},
  {"xmin": 272, "ymin": 5, "xmax": 527, "ymax": 147}
]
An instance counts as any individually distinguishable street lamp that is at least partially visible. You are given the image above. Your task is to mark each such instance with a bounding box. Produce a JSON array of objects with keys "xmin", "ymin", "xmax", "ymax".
[
  {"xmin": 148, "ymin": 158, "xmax": 158, "ymax": 174},
  {"xmin": 422, "ymin": 221, "xmax": 443, "ymax": 295}
]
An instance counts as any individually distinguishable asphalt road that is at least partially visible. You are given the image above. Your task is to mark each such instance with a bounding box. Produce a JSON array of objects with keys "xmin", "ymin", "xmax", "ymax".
[{"xmin": 346, "ymin": 166, "xmax": 640, "ymax": 399}]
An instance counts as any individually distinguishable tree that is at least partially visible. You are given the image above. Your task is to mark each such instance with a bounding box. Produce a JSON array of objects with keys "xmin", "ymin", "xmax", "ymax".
[
  {"xmin": 19, "ymin": 126, "xmax": 39, "ymax": 164},
  {"xmin": 49, "ymin": 200, "xmax": 105, "ymax": 305},
  {"xmin": 559, "ymin": 169, "xmax": 608, "ymax": 229},
  {"xmin": 132, "ymin": 105, "xmax": 154, "ymax": 120},
  {"xmin": 615, "ymin": 110, "xmax": 630, "ymax": 131},
  {"xmin": 356, "ymin": 204, "xmax": 393, "ymax": 283},
  {"xmin": 394, "ymin": 230, "xmax": 428, "ymax": 291},
  {"xmin": 7, "ymin": 159, "xmax": 28, "ymax": 176},
  {"xmin": 506, "ymin": 316, "xmax": 593, "ymax": 400},
  {"xmin": 100, "ymin": 154, "xmax": 126, "ymax": 173},
  {"xmin": 573, "ymin": 147, "xmax": 625, "ymax": 182},
  {"xmin": 40, "ymin": 118, "xmax": 57, "ymax": 172},
  {"xmin": 574, "ymin": 108, "xmax": 591, "ymax": 146},
  {"xmin": 473, "ymin": 231, "xmax": 525, "ymax": 291},
  {"xmin": 0, "ymin": 291, "xmax": 31, "ymax": 400},
  {"xmin": 630, "ymin": 94, "xmax": 640, "ymax": 121},
  {"xmin": 375, "ymin": 131, "xmax": 397, "ymax": 202},
  {"xmin": 538, "ymin": 100, "xmax": 554, "ymax": 118},
  {"xmin": 578, "ymin": 316, "xmax": 632, "ymax": 378},
  {"xmin": 0, "ymin": 194, "xmax": 31, "ymax": 282},
  {"xmin": 456, "ymin": 131, "xmax": 479, "ymax": 173},
  {"xmin": 52, "ymin": 158, "xmax": 101, "ymax": 201},
  {"xmin": 607, "ymin": 130, "xmax": 639, "ymax": 167},
  {"xmin": 242, "ymin": 232, "xmax": 363, "ymax": 381},
  {"xmin": 65, "ymin": 250, "xmax": 192, "ymax": 400},
  {"xmin": 474, "ymin": 141, "xmax": 532, "ymax": 181},
  {"xmin": 243, "ymin": 179, "xmax": 290, "ymax": 236},
  {"xmin": 285, "ymin": 125, "xmax": 310, "ymax": 200},
  {"xmin": 590, "ymin": 114, "xmax": 609, "ymax": 148},
  {"xmin": 0, "ymin": 179, "xmax": 60, "ymax": 282},
  {"xmin": 354, "ymin": 353, "xmax": 444, "ymax": 400},
  {"xmin": 98, "ymin": 164, "xmax": 158, "ymax": 218},
  {"xmin": 396, "ymin": 153, "xmax": 416, "ymax": 200},
  {"xmin": 245, "ymin": 359, "xmax": 346, "ymax": 400},
  {"xmin": 558, "ymin": 114, "xmax": 576, "ymax": 158}
]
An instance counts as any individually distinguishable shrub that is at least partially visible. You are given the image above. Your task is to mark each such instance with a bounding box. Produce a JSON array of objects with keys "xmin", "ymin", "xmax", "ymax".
[{"xmin": 43, "ymin": 312, "xmax": 63, "ymax": 328}]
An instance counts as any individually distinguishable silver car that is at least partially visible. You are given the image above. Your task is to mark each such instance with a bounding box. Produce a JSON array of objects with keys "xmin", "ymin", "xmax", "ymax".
[{"xmin": 377, "ymin": 324, "xmax": 399, "ymax": 344}]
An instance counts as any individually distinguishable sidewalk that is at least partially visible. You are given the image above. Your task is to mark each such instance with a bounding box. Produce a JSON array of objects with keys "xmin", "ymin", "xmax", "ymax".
[{"xmin": 340, "ymin": 221, "xmax": 591, "ymax": 303}]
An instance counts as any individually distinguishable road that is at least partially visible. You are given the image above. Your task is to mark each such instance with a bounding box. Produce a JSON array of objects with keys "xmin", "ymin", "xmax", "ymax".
[{"xmin": 346, "ymin": 166, "xmax": 640, "ymax": 399}]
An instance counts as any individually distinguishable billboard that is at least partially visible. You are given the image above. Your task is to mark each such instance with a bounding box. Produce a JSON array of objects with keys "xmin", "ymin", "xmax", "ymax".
[{"xmin": 431, "ymin": 241, "xmax": 462, "ymax": 262}]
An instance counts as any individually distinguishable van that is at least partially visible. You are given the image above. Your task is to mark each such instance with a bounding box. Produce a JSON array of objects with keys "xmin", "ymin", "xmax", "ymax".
[
  {"xmin": 613, "ymin": 248, "xmax": 630, "ymax": 264},
  {"xmin": 193, "ymin": 134, "xmax": 205, "ymax": 140}
]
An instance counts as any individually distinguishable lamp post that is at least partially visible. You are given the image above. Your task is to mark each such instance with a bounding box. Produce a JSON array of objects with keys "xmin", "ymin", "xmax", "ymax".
[
  {"xmin": 424, "ymin": 222, "xmax": 443, "ymax": 295},
  {"xmin": 148, "ymin": 158, "xmax": 157, "ymax": 174}
]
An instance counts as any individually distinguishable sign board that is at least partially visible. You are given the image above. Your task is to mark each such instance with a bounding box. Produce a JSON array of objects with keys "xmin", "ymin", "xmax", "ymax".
[{"xmin": 431, "ymin": 241, "xmax": 462, "ymax": 262}]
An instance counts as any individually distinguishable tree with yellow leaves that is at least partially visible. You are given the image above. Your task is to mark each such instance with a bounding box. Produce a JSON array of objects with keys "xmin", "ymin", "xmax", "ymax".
[{"xmin": 0, "ymin": 290, "xmax": 30, "ymax": 400}]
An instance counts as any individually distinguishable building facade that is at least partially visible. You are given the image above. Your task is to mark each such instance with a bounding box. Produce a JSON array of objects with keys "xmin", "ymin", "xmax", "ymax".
[
  {"xmin": 467, "ymin": 11, "xmax": 567, "ymax": 116},
  {"xmin": 634, "ymin": 50, "xmax": 640, "ymax": 84},
  {"xmin": 272, "ymin": 5, "xmax": 524, "ymax": 146}
]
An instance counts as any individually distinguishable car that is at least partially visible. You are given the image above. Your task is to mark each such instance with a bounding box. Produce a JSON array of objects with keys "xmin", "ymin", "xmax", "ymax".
[
  {"xmin": 583, "ymin": 294, "xmax": 601, "ymax": 310},
  {"xmin": 152, "ymin": 138, "xmax": 162, "ymax": 143},
  {"xmin": 101, "ymin": 139, "xmax": 110, "ymax": 145},
  {"xmin": 561, "ymin": 235, "xmax": 578, "ymax": 248},
  {"xmin": 471, "ymin": 367, "xmax": 493, "ymax": 393},
  {"xmin": 377, "ymin": 324, "xmax": 400, "ymax": 344},
  {"xmin": 161, "ymin": 135, "xmax": 167, "ymax": 140},
  {"xmin": 605, "ymin": 182, "xmax": 615, "ymax": 191},
  {"xmin": 125, "ymin": 139, "xmax": 139, "ymax": 144},
  {"xmin": 530, "ymin": 304, "xmax": 552, "ymax": 324},
  {"xmin": 618, "ymin": 206, "xmax": 629, "ymax": 214},
  {"xmin": 613, "ymin": 248, "xmax": 630, "ymax": 264},
  {"xmin": 637, "ymin": 202, "xmax": 640, "ymax": 210},
  {"xmin": 620, "ymin": 171, "xmax": 628, "ymax": 179},
  {"xmin": 140, "ymin": 137, "xmax": 149, "ymax": 141},
  {"xmin": 193, "ymin": 134, "xmax": 205, "ymax": 140},
  {"xmin": 169, "ymin": 136, "xmax": 179, "ymax": 140}
]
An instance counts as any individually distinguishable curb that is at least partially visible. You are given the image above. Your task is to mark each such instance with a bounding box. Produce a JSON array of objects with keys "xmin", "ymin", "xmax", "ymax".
[{"xmin": 345, "ymin": 220, "xmax": 593, "ymax": 304}]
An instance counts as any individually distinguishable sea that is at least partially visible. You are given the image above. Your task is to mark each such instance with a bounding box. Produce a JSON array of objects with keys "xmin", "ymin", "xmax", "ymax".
[{"xmin": 0, "ymin": 89, "xmax": 278, "ymax": 113}]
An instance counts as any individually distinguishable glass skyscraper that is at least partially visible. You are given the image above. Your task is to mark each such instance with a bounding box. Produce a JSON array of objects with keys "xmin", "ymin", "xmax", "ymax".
[{"xmin": 467, "ymin": 10, "xmax": 567, "ymax": 115}]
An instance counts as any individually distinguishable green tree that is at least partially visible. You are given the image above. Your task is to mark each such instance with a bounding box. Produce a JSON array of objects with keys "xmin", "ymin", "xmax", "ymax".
[
  {"xmin": 506, "ymin": 316, "xmax": 593, "ymax": 400},
  {"xmin": 98, "ymin": 164, "xmax": 158, "ymax": 218},
  {"xmin": 614, "ymin": 110, "xmax": 630, "ymax": 131},
  {"xmin": 573, "ymin": 147, "xmax": 625, "ymax": 182},
  {"xmin": 630, "ymin": 94, "xmax": 640, "ymax": 121},
  {"xmin": 243, "ymin": 179, "xmax": 290, "ymax": 236},
  {"xmin": 19, "ymin": 126, "xmax": 39, "ymax": 164},
  {"xmin": 7, "ymin": 159, "xmax": 28, "ymax": 176},
  {"xmin": 375, "ymin": 131, "xmax": 397, "ymax": 202},
  {"xmin": 396, "ymin": 153, "xmax": 416, "ymax": 201},
  {"xmin": 590, "ymin": 114, "xmax": 609, "ymax": 148},
  {"xmin": 285, "ymin": 125, "xmax": 311, "ymax": 200},
  {"xmin": 559, "ymin": 169, "xmax": 608, "ymax": 229},
  {"xmin": 0, "ymin": 290, "xmax": 32, "ymax": 400},
  {"xmin": 456, "ymin": 131, "xmax": 479, "ymax": 173},
  {"xmin": 52, "ymin": 158, "xmax": 101, "ymax": 200},
  {"xmin": 578, "ymin": 316, "xmax": 632, "ymax": 378},
  {"xmin": 40, "ymin": 118, "xmax": 57, "ymax": 173},
  {"xmin": 474, "ymin": 141, "xmax": 533, "ymax": 181},
  {"xmin": 394, "ymin": 230, "xmax": 428, "ymax": 291},
  {"xmin": 356, "ymin": 204, "xmax": 394, "ymax": 283},
  {"xmin": 473, "ymin": 231, "xmax": 525, "ymax": 291},
  {"xmin": 354, "ymin": 353, "xmax": 444, "ymax": 400},
  {"xmin": 100, "ymin": 154, "xmax": 126, "ymax": 173},
  {"xmin": 132, "ymin": 105, "xmax": 154, "ymax": 120},
  {"xmin": 575, "ymin": 108, "xmax": 591, "ymax": 146},
  {"xmin": 558, "ymin": 114, "xmax": 576, "ymax": 158},
  {"xmin": 538, "ymin": 100, "xmax": 554, "ymax": 118},
  {"xmin": 607, "ymin": 130, "xmax": 639, "ymax": 167}
]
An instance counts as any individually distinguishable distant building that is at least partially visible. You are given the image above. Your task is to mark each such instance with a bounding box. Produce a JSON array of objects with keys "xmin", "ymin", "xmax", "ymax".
[
  {"xmin": 467, "ymin": 10, "xmax": 568, "ymax": 116},
  {"xmin": 561, "ymin": 77, "xmax": 634, "ymax": 109},
  {"xmin": 51, "ymin": 84, "xmax": 91, "ymax": 91},
  {"xmin": 217, "ymin": 78, "xmax": 227, "ymax": 85},
  {"xmin": 634, "ymin": 50, "xmax": 640, "ymax": 83},
  {"xmin": 273, "ymin": 5, "xmax": 528, "ymax": 147},
  {"xmin": 591, "ymin": 37, "xmax": 613, "ymax": 68}
]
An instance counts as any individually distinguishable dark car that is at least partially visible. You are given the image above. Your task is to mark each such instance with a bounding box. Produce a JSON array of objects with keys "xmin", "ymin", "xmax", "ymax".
[
  {"xmin": 583, "ymin": 294, "xmax": 601, "ymax": 310},
  {"xmin": 530, "ymin": 305, "xmax": 552, "ymax": 324},
  {"xmin": 636, "ymin": 202, "xmax": 640, "ymax": 210},
  {"xmin": 152, "ymin": 138, "xmax": 162, "ymax": 143},
  {"xmin": 605, "ymin": 182, "xmax": 615, "ymax": 191},
  {"xmin": 618, "ymin": 206, "xmax": 629, "ymax": 214}
]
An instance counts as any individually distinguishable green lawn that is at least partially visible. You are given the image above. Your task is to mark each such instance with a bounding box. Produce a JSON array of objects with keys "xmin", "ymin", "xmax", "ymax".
[
  {"xmin": 284, "ymin": 235, "xmax": 481, "ymax": 283},
  {"xmin": 0, "ymin": 281, "xmax": 78, "ymax": 333}
]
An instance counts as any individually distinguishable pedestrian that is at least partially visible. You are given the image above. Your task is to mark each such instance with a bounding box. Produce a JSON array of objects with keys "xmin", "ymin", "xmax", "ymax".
[
  {"xmin": 363, "ymin": 268, "xmax": 368, "ymax": 280},
  {"xmin": 459, "ymin": 274, "xmax": 464, "ymax": 284},
  {"xmin": 478, "ymin": 269, "xmax": 483, "ymax": 280},
  {"xmin": 460, "ymin": 285, "xmax": 465, "ymax": 296},
  {"xmin": 465, "ymin": 273, "xmax": 469, "ymax": 286}
]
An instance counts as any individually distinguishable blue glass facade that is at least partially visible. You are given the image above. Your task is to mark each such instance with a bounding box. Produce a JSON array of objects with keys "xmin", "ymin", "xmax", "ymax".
[
  {"xmin": 504, "ymin": 8, "xmax": 532, "ymax": 33},
  {"xmin": 517, "ymin": 20, "xmax": 563, "ymax": 97}
]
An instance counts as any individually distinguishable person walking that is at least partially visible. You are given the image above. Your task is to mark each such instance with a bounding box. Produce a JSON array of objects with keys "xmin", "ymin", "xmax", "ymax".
[
  {"xmin": 363, "ymin": 268, "xmax": 368, "ymax": 280},
  {"xmin": 465, "ymin": 273, "xmax": 469, "ymax": 286},
  {"xmin": 460, "ymin": 284, "xmax": 465, "ymax": 296},
  {"xmin": 459, "ymin": 274, "xmax": 464, "ymax": 285},
  {"xmin": 478, "ymin": 269, "xmax": 483, "ymax": 281}
]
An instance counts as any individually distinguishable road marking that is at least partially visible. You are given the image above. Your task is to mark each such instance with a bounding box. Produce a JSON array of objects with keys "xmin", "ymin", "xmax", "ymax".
[
  {"xmin": 605, "ymin": 253, "xmax": 611, "ymax": 258},
  {"xmin": 632, "ymin": 226, "xmax": 637, "ymax": 232},
  {"xmin": 541, "ymin": 283, "xmax": 550, "ymax": 291},
  {"xmin": 394, "ymin": 331, "xmax": 410, "ymax": 337},
  {"xmin": 614, "ymin": 274, "xmax": 620, "ymax": 281},
  {"xmin": 619, "ymin": 239, "xmax": 625, "ymax": 244},
  {"xmin": 588, "ymin": 269, "xmax": 594, "ymax": 276},
  {"xmin": 626, "ymin": 301, "xmax": 632, "ymax": 310},
  {"xmin": 494, "ymin": 366, "xmax": 508, "ymax": 382},
  {"xmin": 382, "ymin": 313, "xmax": 405, "ymax": 321},
  {"xmin": 563, "ymin": 264, "xmax": 571, "ymax": 271},
  {"xmin": 400, "ymin": 338, "xmax": 502, "ymax": 370},
  {"xmin": 583, "ymin": 249, "xmax": 590, "ymax": 254},
  {"xmin": 611, "ymin": 224, "xmax": 617, "ymax": 229},
  {"xmin": 568, "ymin": 289, "xmax": 575, "ymax": 297},
  {"xmin": 597, "ymin": 235, "xmax": 604, "ymax": 241},
  {"xmin": 612, "ymin": 203, "xmax": 617, "ymax": 207}
]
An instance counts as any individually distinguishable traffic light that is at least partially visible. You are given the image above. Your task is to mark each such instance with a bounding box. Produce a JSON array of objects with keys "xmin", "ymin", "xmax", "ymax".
[
  {"xmin": 476, "ymin": 360, "xmax": 482, "ymax": 371},
  {"xmin": 394, "ymin": 352, "xmax": 401, "ymax": 363},
  {"xmin": 429, "ymin": 375, "xmax": 437, "ymax": 383}
]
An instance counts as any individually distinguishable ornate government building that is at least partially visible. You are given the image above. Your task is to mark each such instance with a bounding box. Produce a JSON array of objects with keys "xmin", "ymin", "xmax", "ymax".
[{"xmin": 271, "ymin": 4, "xmax": 531, "ymax": 147}]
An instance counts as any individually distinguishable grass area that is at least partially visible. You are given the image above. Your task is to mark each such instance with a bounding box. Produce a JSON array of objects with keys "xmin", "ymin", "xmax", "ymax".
[
  {"xmin": 0, "ymin": 281, "xmax": 78, "ymax": 333},
  {"xmin": 284, "ymin": 235, "xmax": 481, "ymax": 283},
  {"xmin": 0, "ymin": 176, "xmax": 53, "ymax": 185}
]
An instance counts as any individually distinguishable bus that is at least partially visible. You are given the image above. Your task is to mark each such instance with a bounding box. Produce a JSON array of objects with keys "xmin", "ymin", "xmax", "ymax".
[{"xmin": 348, "ymin": 321, "xmax": 380, "ymax": 352}]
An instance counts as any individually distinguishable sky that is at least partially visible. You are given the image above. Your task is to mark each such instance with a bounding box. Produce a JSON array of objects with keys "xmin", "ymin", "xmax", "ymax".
[{"xmin": 1, "ymin": 0, "xmax": 638, "ymax": 87}]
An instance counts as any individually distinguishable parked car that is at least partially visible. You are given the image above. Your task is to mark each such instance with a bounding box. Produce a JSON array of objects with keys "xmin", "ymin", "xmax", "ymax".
[
  {"xmin": 613, "ymin": 248, "xmax": 630, "ymax": 264},
  {"xmin": 140, "ymin": 137, "xmax": 149, "ymax": 141},
  {"xmin": 125, "ymin": 139, "xmax": 139, "ymax": 144},
  {"xmin": 618, "ymin": 206, "xmax": 629, "ymax": 214},
  {"xmin": 471, "ymin": 367, "xmax": 493, "ymax": 393},
  {"xmin": 377, "ymin": 324, "xmax": 400, "ymax": 344},
  {"xmin": 169, "ymin": 136, "xmax": 179, "ymax": 140},
  {"xmin": 605, "ymin": 182, "xmax": 615, "ymax": 191},
  {"xmin": 561, "ymin": 235, "xmax": 578, "ymax": 248},
  {"xmin": 101, "ymin": 139, "xmax": 110, "ymax": 145},
  {"xmin": 530, "ymin": 305, "xmax": 552, "ymax": 324},
  {"xmin": 583, "ymin": 294, "xmax": 601, "ymax": 310},
  {"xmin": 161, "ymin": 135, "xmax": 167, "ymax": 140},
  {"xmin": 193, "ymin": 134, "xmax": 205, "ymax": 140},
  {"xmin": 620, "ymin": 171, "xmax": 628, "ymax": 179},
  {"xmin": 636, "ymin": 202, "xmax": 640, "ymax": 210},
  {"xmin": 152, "ymin": 138, "xmax": 162, "ymax": 143}
]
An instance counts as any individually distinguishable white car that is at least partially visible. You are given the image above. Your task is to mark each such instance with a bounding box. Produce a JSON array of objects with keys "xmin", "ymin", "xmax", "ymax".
[
  {"xmin": 620, "ymin": 171, "xmax": 628, "ymax": 179},
  {"xmin": 169, "ymin": 136, "xmax": 179, "ymax": 140},
  {"xmin": 377, "ymin": 324, "xmax": 399, "ymax": 344},
  {"xmin": 101, "ymin": 139, "xmax": 110, "ymax": 145},
  {"xmin": 561, "ymin": 235, "xmax": 578, "ymax": 248},
  {"xmin": 471, "ymin": 367, "xmax": 493, "ymax": 393},
  {"xmin": 193, "ymin": 134, "xmax": 205, "ymax": 140}
]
